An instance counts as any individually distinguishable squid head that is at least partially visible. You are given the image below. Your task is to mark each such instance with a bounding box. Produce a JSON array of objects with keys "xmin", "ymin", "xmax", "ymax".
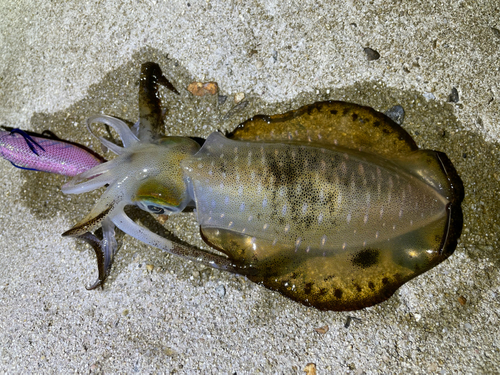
[{"xmin": 61, "ymin": 115, "xmax": 200, "ymax": 288}]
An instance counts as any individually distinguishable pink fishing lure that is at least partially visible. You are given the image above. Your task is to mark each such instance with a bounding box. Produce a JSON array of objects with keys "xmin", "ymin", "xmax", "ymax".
[{"xmin": 0, "ymin": 129, "xmax": 103, "ymax": 177}]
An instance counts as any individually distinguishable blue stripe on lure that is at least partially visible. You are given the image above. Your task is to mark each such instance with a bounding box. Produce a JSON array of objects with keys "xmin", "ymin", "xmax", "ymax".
[
  {"xmin": 10, "ymin": 129, "xmax": 46, "ymax": 155},
  {"xmin": 56, "ymin": 62, "xmax": 462, "ymax": 311},
  {"xmin": 3, "ymin": 129, "xmax": 46, "ymax": 171}
]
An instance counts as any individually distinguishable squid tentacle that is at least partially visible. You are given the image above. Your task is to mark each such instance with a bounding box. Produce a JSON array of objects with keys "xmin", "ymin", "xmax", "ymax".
[
  {"xmin": 62, "ymin": 181, "xmax": 128, "ymax": 236},
  {"xmin": 61, "ymin": 170, "xmax": 115, "ymax": 194},
  {"xmin": 111, "ymin": 208, "xmax": 243, "ymax": 274},
  {"xmin": 86, "ymin": 114, "xmax": 139, "ymax": 153},
  {"xmin": 137, "ymin": 62, "xmax": 179, "ymax": 142},
  {"xmin": 70, "ymin": 203, "xmax": 244, "ymax": 288},
  {"xmin": 61, "ymin": 157, "xmax": 124, "ymax": 194},
  {"xmin": 71, "ymin": 217, "xmax": 117, "ymax": 290}
]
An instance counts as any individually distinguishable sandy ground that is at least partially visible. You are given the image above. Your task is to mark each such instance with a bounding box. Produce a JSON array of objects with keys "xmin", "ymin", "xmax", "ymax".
[{"xmin": 1, "ymin": 1, "xmax": 499, "ymax": 373}]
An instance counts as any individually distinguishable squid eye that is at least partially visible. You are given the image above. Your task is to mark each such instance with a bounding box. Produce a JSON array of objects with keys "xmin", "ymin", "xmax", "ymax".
[
  {"xmin": 147, "ymin": 205, "xmax": 165, "ymax": 214},
  {"xmin": 137, "ymin": 201, "xmax": 182, "ymax": 215}
]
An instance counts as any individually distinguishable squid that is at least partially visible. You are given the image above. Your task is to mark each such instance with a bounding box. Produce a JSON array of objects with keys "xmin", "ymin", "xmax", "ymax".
[{"xmin": 1, "ymin": 62, "xmax": 463, "ymax": 311}]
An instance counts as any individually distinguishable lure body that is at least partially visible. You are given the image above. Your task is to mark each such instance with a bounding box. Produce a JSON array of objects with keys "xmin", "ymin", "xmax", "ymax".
[
  {"xmin": 2, "ymin": 62, "xmax": 463, "ymax": 311},
  {"xmin": 0, "ymin": 129, "xmax": 103, "ymax": 176}
]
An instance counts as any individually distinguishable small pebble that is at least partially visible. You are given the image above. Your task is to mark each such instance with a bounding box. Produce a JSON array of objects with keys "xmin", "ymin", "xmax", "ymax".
[
  {"xmin": 385, "ymin": 105, "xmax": 405, "ymax": 125},
  {"xmin": 363, "ymin": 47, "xmax": 380, "ymax": 61},
  {"xmin": 448, "ymin": 87, "xmax": 459, "ymax": 103},
  {"xmin": 344, "ymin": 315, "xmax": 361, "ymax": 328},
  {"xmin": 458, "ymin": 296, "xmax": 467, "ymax": 305},
  {"xmin": 423, "ymin": 92, "xmax": 436, "ymax": 100},
  {"xmin": 218, "ymin": 95, "xmax": 227, "ymax": 105},
  {"xmin": 304, "ymin": 363, "xmax": 317, "ymax": 375},
  {"xmin": 146, "ymin": 264, "xmax": 154, "ymax": 272},
  {"xmin": 234, "ymin": 92, "xmax": 245, "ymax": 104},
  {"xmin": 187, "ymin": 82, "xmax": 218, "ymax": 96},
  {"xmin": 156, "ymin": 214, "xmax": 169, "ymax": 225},
  {"xmin": 215, "ymin": 284, "xmax": 226, "ymax": 298},
  {"xmin": 314, "ymin": 325, "xmax": 329, "ymax": 334}
]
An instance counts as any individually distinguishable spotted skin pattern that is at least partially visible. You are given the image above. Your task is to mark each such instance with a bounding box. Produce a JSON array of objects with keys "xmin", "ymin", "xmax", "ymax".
[{"xmin": 183, "ymin": 122, "xmax": 462, "ymax": 310}]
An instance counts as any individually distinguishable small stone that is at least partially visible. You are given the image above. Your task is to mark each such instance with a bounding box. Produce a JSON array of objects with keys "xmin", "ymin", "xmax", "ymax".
[
  {"xmin": 385, "ymin": 105, "xmax": 405, "ymax": 125},
  {"xmin": 423, "ymin": 92, "xmax": 436, "ymax": 100},
  {"xmin": 304, "ymin": 363, "xmax": 317, "ymax": 375},
  {"xmin": 187, "ymin": 81, "xmax": 219, "ymax": 96},
  {"xmin": 156, "ymin": 214, "xmax": 169, "ymax": 225},
  {"xmin": 215, "ymin": 284, "xmax": 226, "ymax": 298},
  {"xmin": 218, "ymin": 95, "xmax": 227, "ymax": 105},
  {"xmin": 458, "ymin": 296, "xmax": 467, "ymax": 305},
  {"xmin": 146, "ymin": 264, "xmax": 154, "ymax": 272},
  {"xmin": 198, "ymin": 268, "xmax": 212, "ymax": 285},
  {"xmin": 448, "ymin": 87, "xmax": 459, "ymax": 103},
  {"xmin": 344, "ymin": 315, "xmax": 361, "ymax": 328},
  {"xmin": 314, "ymin": 325, "xmax": 329, "ymax": 334},
  {"xmin": 163, "ymin": 347, "xmax": 178, "ymax": 357},
  {"xmin": 234, "ymin": 92, "xmax": 245, "ymax": 104},
  {"xmin": 272, "ymin": 50, "xmax": 278, "ymax": 62},
  {"xmin": 363, "ymin": 47, "xmax": 380, "ymax": 61},
  {"xmin": 90, "ymin": 363, "xmax": 101, "ymax": 371}
]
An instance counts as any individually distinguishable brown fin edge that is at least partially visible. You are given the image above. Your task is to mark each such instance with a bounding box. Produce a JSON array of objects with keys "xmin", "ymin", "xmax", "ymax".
[{"xmin": 434, "ymin": 151, "xmax": 464, "ymax": 258}]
